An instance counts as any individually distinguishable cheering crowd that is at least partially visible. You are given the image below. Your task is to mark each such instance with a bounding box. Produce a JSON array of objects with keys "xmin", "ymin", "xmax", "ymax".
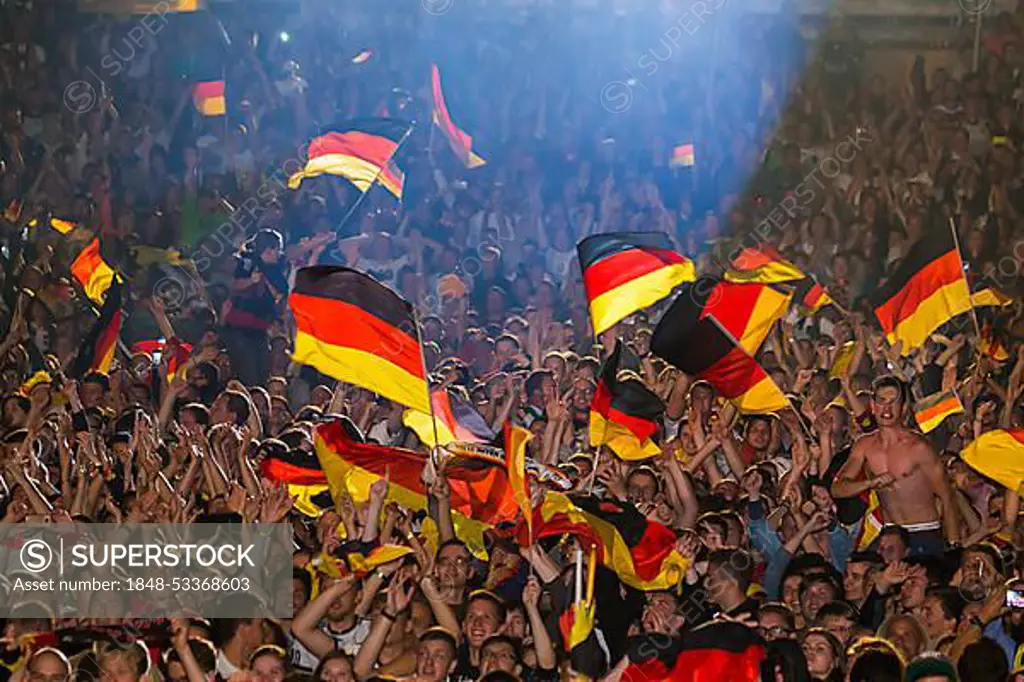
[{"xmin": 4, "ymin": 0, "xmax": 1024, "ymax": 680}]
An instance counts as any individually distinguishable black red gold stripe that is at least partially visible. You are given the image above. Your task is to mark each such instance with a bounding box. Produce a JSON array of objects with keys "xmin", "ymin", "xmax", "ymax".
[
  {"xmin": 288, "ymin": 120, "xmax": 409, "ymax": 197},
  {"xmin": 289, "ymin": 267, "xmax": 429, "ymax": 413},
  {"xmin": 70, "ymin": 277, "xmax": 124, "ymax": 378},
  {"xmin": 651, "ymin": 277, "xmax": 789, "ymax": 414},
  {"xmin": 873, "ymin": 230, "xmax": 971, "ymax": 351},
  {"xmin": 914, "ymin": 391, "xmax": 963, "ymax": 433},
  {"xmin": 725, "ymin": 245, "xmax": 806, "ymax": 283},
  {"xmin": 577, "ymin": 232, "xmax": 694, "ymax": 335},
  {"xmin": 431, "ymin": 64, "xmax": 485, "ymax": 168},
  {"xmin": 623, "ymin": 622, "xmax": 765, "ymax": 681},
  {"xmin": 71, "ymin": 238, "xmax": 116, "ymax": 303},
  {"xmin": 590, "ymin": 343, "xmax": 663, "ymax": 460},
  {"xmin": 193, "ymin": 80, "xmax": 225, "ymax": 116}
]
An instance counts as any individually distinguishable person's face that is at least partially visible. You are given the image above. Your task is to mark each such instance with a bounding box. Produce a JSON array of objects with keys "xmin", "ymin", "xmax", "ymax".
[
  {"xmin": 416, "ymin": 640, "xmax": 455, "ymax": 681},
  {"xmin": 479, "ymin": 641, "xmax": 519, "ymax": 675},
  {"xmin": 871, "ymin": 386, "xmax": 904, "ymax": 426},
  {"xmin": 704, "ymin": 563, "xmax": 736, "ymax": 608},
  {"xmin": 464, "ymin": 599, "xmax": 501, "ymax": 649},
  {"xmin": 900, "ymin": 566, "xmax": 929, "ymax": 610},
  {"xmin": 844, "ymin": 561, "xmax": 873, "ymax": 603},
  {"xmin": 436, "ymin": 544, "xmax": 472, "ymax": 590},
  {"xmin": 80, "ymin": 381, "xmax": 105, "ymax": 408},
  {"xmin": 251, "ymin": 655, "xmax": 286, "ymax": 682},
  {"xmin": 98, "ymin": 653, "xmax": 139, "ymax": 682},
  {"xmin": 746, "ymin": 419, "xmax": 771, "ymax": 450},
  {"xmin": 166, "ymin": 661, "xmax": 187, "ymax": 682},
  {"xmin": 691, "ymin": 386, "xmax": 712, "ymax": 413},
  {"xmin": 801, "ymin": 634, "xmax": 836, "ymax": 678},
  {"xmin": 26, "ymin": 653, "xmax": 68, "ymax": 682},
  {"xmin": 757, "ymin": 611, "xmax": 793, "ymax": 641},
  {"xmin": 919, "ymin": 595, "xmax": 955, "ymax": 639},
  {"xmin": 627, "ymin": 472, "xmax": 658, "ymax": 503},
  {"xmin": 879, "ymin": 534, "xmax": 908, "ymax": 565},
  {"xmin": 324, "ymin": 578, "xmax": 359, "ymax": 621},
  {"xmin": 821, "ymin": 615, "xmax": 854, "ymax": 644},
  {"xmin": 801, "ymin": 582, "xmax": 836, "ymax": 622},
  {"xmin": 960, "ymin": 550, "xmax": 999, "ymax": 591},
  {"xmin": 503, "ymin": 606, "xmax": 526, "ymax": 640},
  {"xmin": 317, "ymin": 657, "xmax": 354, "ymax": 682},
  {"xmin": 292, "ymin": 577, "xmax": 308, "ymax": 613},
  {"xmin": 888, "ymin": 617, "xmax": 923, "ymax": 660}
]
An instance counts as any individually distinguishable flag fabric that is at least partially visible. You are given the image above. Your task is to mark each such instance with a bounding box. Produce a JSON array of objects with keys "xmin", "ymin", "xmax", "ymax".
[
  {"xmin": 854, "ymin": 490, "xmax": 884, "ymax": 551},
  {"xmin": 972, "ymin": 287, "xmax": 1013, "ymax": 308},
  {"xmin": 431, "ymin": 64, "xmax": 486, "ymax": 168},
  {"xmin": 651, "ymin": 277, "xmax": 790, "ymax": 414},
  {"xmin": 558, "ymin": 548, "xmax": 602, "ymax": 679},
  {"xmin": 520, "ymin": 493, "xmax": 688, "ymax": 591},
  {"xmin": 621, "ymin": 621, "xmax": 765, "ymax": 682},
  {"xmin": 287, "ymin": 119, "xmax": 409, "ymax": 198},
  {"xmin": 724, "ymin": 245, "xmax": 806, "ymax": 284},
  {"xmin": 289, "ymin": 266, "xmax": 430, "ymax": 413},
  {"xmin": 192, "ymin": 80, "xmax": 226, "ymax": 117},
  {"xmin": 590, "ymin": 342, "xmax": 664, "ymax": 460},
  {"xmin": 829, "ymin": 341, "xmax": 857, "ymax": 379},
  {"xmin": 403, "ymin": 388, "xmax": 496, "ymax": 448},
  {"xmin": 49, "ymin": 218, "xmax": 77, "ymax": 234},
  {"xmin": 668, "ymin": 143, "xmax": 695, "ymax": 168},
  {"xmin": 961, "ymin": 429, "xmax": 1024, "ymax": 493},
  {"xmin": 707, "ymin": 280, "xmax": 792, "ymax": 356},
  {"xmin": 79, "ymin": 0, "xmax": 203, "ymax": 12},
  {"xmin": 259, "ymin": 449, "xmax": 334, "ymax": 518},
  {"xmin": 504, "ymin": 424, "xmax": 533, "ymax": 535},
  {"xmin": 351, "ymin": 49, "xmax": 374, "ymax": 64},
  {"xmin": 315, "ymin": 419, "xmax": 518, "ymax": 554},
  {"xmin": 872, "ymin": 228, "xmax": 971, "ymax": 353},
  {"xmin": 132, "ymin": 338, "xmax": 193, "ymax": 381},
  {"xmin": 795, "ymin": 275, "xmax": 834, "ymax": 314},
  {"xmin": 980, "ymin": 321, "xmax": 1011, "ymax": 362},
  {"xmin": 346, "ymin": 545, "xmax": 415, "ymax": 575},
  {"xmin": 914, "ymin": 390, "xmax": 964, "ymax": 434},
  {"xmin": 70, "ymin": 277, "xmax": 123, "ymax": 377},
  {"xmin": 71, "ymin": 238, "xmax": 116, "ymax": 304},
  {"xmin": 577, "ymin": 232, "xmax": 695, "ymax": 336}
]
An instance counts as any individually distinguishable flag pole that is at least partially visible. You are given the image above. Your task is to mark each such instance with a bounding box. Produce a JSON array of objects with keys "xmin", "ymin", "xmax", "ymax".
[
  {"xmin": 947, "ymin": 216, "xmax": 984, "ymax": 342},
  {"xmin": 412, "ymin": 304, "xmax": 442, "ymax": 457},
  {"xmin": 332, "ymin": 121, "xmax": 416, "ymax": 243}
]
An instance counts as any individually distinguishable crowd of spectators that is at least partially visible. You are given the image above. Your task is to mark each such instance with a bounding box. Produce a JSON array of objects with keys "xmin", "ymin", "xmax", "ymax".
[{"xmin": 3, "ymin": 0, "xmax": 1024, "ymax": 681}]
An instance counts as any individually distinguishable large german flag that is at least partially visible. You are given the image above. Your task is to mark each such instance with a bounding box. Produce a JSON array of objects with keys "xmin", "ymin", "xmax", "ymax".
[
  {"xmin": 69, "ymin": 276, "xmax": 123, "ymax": 378},
  {"xmin": 315, "ymin": 419, "xmax": 519, "ymax": 554},
  {"xmin": 71, "ymin": 238, "xmax": 116, "ymax": 304},
  {"xmin": 288, "ymin": 119, "xmax": 409, "ymax": 198},
  {"xmin": 707, "ymin": 280, "xmax": 792, "ymax": 356},
  {"xmin": 872, "ymin": 228, "xmax": 971, "ymax": 353},
  {"xmin": 651, "ymin": 277, "xmax": 790, "ymax": 414},
  {"xmin": 590, "ymin": 342, "xmax": 664, "ymax": 460},
  {"xmin": 260, "ymin": 449, "xmax": 334, "ymax": 518},
  {"xmin": 403, "ymin": 388, "xmax": 496, "ymax": 448},
  {"xmin": 289, "ymin": 266, "xmax": 430, "ymax": 413},
  {"xmin": 519, "ymin": 493, "xmax": 688, "ymax": 591},
  {"xmin": 961, "ymin": 429, "xmax": 1024, "ymax": 493},
  {"xmin": 431, "ymin": 64, "xmax": 485, "ymax": 168},
  {"xmin": 577, "ymin": 232, "xmax": 695, "ymax": 336},
  {"xmin": 621, "ymin": 621, "xmax": 765, "ymax": 682}
]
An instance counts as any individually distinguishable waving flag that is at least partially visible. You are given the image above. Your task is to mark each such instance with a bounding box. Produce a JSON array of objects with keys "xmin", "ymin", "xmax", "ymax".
[
  {"xmin": 622, "ymin": 621, "xmax": 765, "ymax": 682},
  {"xmin": 504, "ymin": 424, "xmax": 533, "ymax": 534},
  {"xmin": 577, "ymin": 232, "xmax": 694, "ymax": 336},
  {"xmin": 590, "ymin": 342, "xmax": 664, "ymax": 460},
  {"xmin": 288, "ymin": 119, "xmax": 410, "ymax": 198},
  {"xmin": 726, "ymin": 246, "xmax": 832, "ymax": 314},
  {"xmin": 260, "ymin": 449, "xmax": 333, "ymax": 518},
  {"xmin": 71, "ymin": 238, "xmax": 116, "ymax": 304},
  {"xmin": 403, "ymin": 388, "xmax": 496, "ymax": 448},
  {"xmin": 70, "ymin": 277, "xmax": 124, "ymax": 377},
  {"xmin": 961, "ymin": 429, "xmax": 1024, "ymax": 493},
  {"xmin": 193, "ymin": 81, "xmax": 226, "ymax": 117},
  {"xmin": 289, "ymin": 267, "xmax": 430, "ymax": 413},
  {"xmin": 431, "ymin": 64, "xmax": 485, "ymax": 168}
]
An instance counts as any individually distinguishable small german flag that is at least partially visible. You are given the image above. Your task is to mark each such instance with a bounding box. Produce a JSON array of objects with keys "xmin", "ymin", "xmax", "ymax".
[
  {"xmin": 504, "ymin": 424, "xmax": 533, "ymax": 535},
  {"xmin": 133, "ymin": 338, "xmax": 192, "ymax": 381},
  {"xmin": 260, "ymin": 449, "xmax": 333, "ymax": 518},
  {"xmin": 192, "ymin": 80, "xmax": 226, "ymax": 117},
  {"xmin": 914, "ymin": 390, "xmax": 964, "ymax": 434},
  {"xmin": 855, "ymin": 490, "xmax": 884, "ymax": 551},
  {"xmin": 590, "ymin": 342, "xmax": 664, "ymax": 461},
  {"xmin": 872, "ymin": 228, "xmax": 971, "ymax": 354},
  {"xmin": 962, "ymin": 429, "xmax": 1024, "ymax": 493},
  {"xmin": 558, "ymin": 548, "xmax": 601, "ymax": 679},
  {"xmin": 979, "ymin": 320, "xmax": 1011, "ymax": 362},
  {"xmin": 724, "ymin": 245, "xmax": 806, "ymax": 284},
  {"xmin": 431, "ymin": 64, "xmax": 485, "ymax": 168},
  {"xmin": 71, "ymin": 238, "xmax": 116, "ymax": 304},
  {"xmin": 520, "ymin": 493, "xmax": 688, "ymax": 591},
  {"xmin": 577, "ymin": 232, "xmax": 695, "ymax": 336},
  {"xmin": 70, "ymin": 276, "xmax": 123, "ymax": 378},
  {"xmin": 794, "ymin": 274, "xmax": 834, "ymax": 314},
  {"xmin": 651, "ymin": 277, "xmax": 790, "ymax": 415},
  {"xmin": 346, "ymin": 545, "xmax": 415, "ymax": 575},
  {"xmin": 622, "ymin": 621, "xmax": 765, "ymax": 682},
  {"xmin": 49, "ymin": 218, "xmax": 77, "ymax": 234},
  {"xmin": 402, "ymin": 388, "xmax": 496, "ymax": 448},
  {"xmin": 288, "ymin": 119, "xmax": 409, "ymax": 198},
  {"xmin": 972, "ymin": 286, "xmax": 1013, "ymax": 308},
  {"xmin": 289, "ymin": 266, "xmax": 430, "ymax": 414},
  {"xmin": 668, "ymin": 143, "xmax": 695, "ymax": 168}
]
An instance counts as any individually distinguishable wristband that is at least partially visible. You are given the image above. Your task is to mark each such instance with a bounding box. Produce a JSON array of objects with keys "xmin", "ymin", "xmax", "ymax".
[{"xmin": 381, "ymin": 610, "xmax": 397, "ymax": 622}]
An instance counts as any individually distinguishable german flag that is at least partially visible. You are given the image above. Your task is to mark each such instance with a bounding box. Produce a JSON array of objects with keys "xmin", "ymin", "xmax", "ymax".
[
  {"xmin": 972, "ymin": 286, "xmax": 1013, "ymax": 308},
  {"xmin": 520, "ymin": 493, "xmax": 688, "ymax": 591},
  {"xmin": 872, "ymin": 228, "xmax": 971, "ymax": 353},
  {"xmin": 914, "ymin": 390, "xmax": 964, "ymax": 434},
  {"xmin": 854, "ymin": 490, "xmax": 884, "ymax": 551},
  {"xmin": 590, "ymin": 342, "xmax": 664, "ymax": 461},
  {"xmin": 402, "ymin": 388, "xmax": 496, "ymax": 448},
  {"xmin": 49, "ymin": 218, "xmax": 77, "ymax": 235},
  {"xmin": 707, "ymin": 280, "xmax": 792, "ymax": 356},
  {"xmin": 192, "ymin": 80, "xmax": 226, "ymax": 117},
  {"xmin": 346, "ymin": 545, "xmax": 415, "ymax": 576},
  {"xmin": 724, "ymin": 245, "xmax": 806, "ymax": 284},
  {"xmin": 962, "ymin": 429, "xmax": 1024, "ymax": 493},
  {"xmin": 668, "ymin": 143, "xmax": 695, "ymax": 168},
  {"xmin": 558, "ymin": 548, "xmax": 602, "ymax": 679},
  {"xmin": 504, "ymin": 424, "xmax": 533, "ymax": 535},
  {"xmin": 288, "ymin": 119, "xmax": 409, "ymax": 198},
  {"xmin": 315, "ymin": 419, "xmax": 519, "ymax": 554},
  {"xmin": 260, "ymin": 449, "xmax": 334, "ymax": 518},
  {"xmin": 794, "ymin": 275, "xmax": 834, "ymax": 314},
  {"xmin": 70, "ymin": 276, "xmax": 123, "ymax": 378},
  {"xmin": 431, "ymin": 64, "xmax": 485, "ymax": 168},
  {"xmin": 289, "ymin": 266, "xmax": 430, "ymax": 413},
  {"xmin": 577, "ymin": 232, "xmax": 695, "ymax": 336},
  {"xmin": 621, "ymin": 621, "xmax": 765, "ymax": 682},
  {"xmin": 980, "ymin": 320, "xmax": 1011, "ymax": 362},
  {"xmin": 651, "ymin": 277, "xmax": 790, "ymax": 414},
  {"xmin": 829, "ymin": 341, "xmax": 857, "ymax": 379},
  {"xmin": 71, "ymin": 238, "xmax": 116, "ymax": 304},
  {"xmin": 133, "ymin": 338, "xmax": 193, "ymax": 381}
]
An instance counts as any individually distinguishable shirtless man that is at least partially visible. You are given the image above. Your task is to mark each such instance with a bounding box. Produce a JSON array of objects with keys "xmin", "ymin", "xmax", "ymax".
[{"xmin": 831, "ymin": 376, "xmax": 960, "ymax": 556}]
